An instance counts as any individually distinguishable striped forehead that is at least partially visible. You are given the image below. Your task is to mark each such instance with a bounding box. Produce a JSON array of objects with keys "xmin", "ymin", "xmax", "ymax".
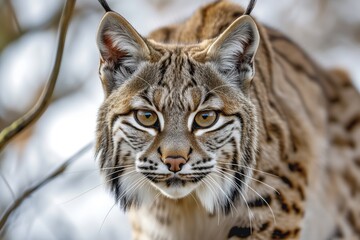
[
  {"xmin": 129, "ymin": 47, "xmax": 225, "ymax": 112},
  {"xmin": 130, "ymin": 85, "xmax": 223, "ymax": 116},
  {"xmin": 155, "ymin": 49, "xmax": 197, "ymax": 84},
  {"xmin": 147, "ymin": 49, "xmax": 201, "ymax": 111},
  {"xmin": 152, "ymin": 85, "xmax": 202, "ymax": 112}
]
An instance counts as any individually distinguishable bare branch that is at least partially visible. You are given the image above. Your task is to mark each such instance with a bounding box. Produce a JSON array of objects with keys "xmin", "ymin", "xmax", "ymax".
[
  {"xmin": 0, "ymin": 171, "xmax": 15, "ymax": 200},
  {"xmin": 0, "ymin": 0, "xmax": 76, "ymax": 151},
  {"xmin": 0, "ymin": 142, "xmax": 93, "ymax": 231}
]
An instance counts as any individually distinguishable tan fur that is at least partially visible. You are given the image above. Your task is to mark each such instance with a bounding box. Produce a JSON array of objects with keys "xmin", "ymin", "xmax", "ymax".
[{"xmin": 96, "ymin": 1, "xmax": 360, "ymax": 239}]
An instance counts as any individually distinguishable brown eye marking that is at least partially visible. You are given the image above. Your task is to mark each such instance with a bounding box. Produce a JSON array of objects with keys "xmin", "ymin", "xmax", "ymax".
[
  {"xmin": 194, "ymin": 110, "xmax": 219, "ymax": 129},
  {"xmin": 135, "ymin": 110, "xmax": 158, "ymax": 128}
]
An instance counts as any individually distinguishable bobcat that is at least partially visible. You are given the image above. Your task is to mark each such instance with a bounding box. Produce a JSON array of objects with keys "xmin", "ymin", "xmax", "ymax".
[{"xmin": 95, "ymin": 0, "xmax": 360, "ymax": 239}]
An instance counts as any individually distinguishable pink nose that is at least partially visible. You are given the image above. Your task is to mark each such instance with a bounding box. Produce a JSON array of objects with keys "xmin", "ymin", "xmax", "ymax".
[{"xmin": 164, "ymin": 157, "xmax": 186, "ymax": 173}]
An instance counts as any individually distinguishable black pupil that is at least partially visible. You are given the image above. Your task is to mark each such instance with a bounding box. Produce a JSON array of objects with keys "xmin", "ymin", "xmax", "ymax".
[
  {"xmin": 202, "ymin": 113, "xmax": 209, "ymax": 119},
  {"xmin": 144, "ymin": 112, "xmax": 152, "ymax": 119}
]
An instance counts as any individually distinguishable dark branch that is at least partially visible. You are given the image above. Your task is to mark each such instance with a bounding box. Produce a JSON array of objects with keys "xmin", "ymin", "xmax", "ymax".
[
  {"xmin": 0, "ymin": 0, "xmax": 76, "ymax": 151},
  {"xmin": 245, "ymin": 0, "xmax": 257, "ymax": 15},
  {"xmin": 0, "ymin": 142, "xmax": 93, "ymax": 231},
  {"xmin": 98, "ymin": 0, "xmax": 113, "ymax": 12}
]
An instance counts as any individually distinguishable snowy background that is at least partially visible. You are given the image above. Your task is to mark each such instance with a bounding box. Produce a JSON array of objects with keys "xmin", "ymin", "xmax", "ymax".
[{"xmin": 0, "ymin": 0, "xmax": 359, "ymax": 239}]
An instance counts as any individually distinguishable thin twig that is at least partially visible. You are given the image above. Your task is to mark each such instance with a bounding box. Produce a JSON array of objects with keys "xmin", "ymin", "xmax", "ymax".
[
  {"xmin": 0, "ymin": 4, "xmax": 99, "ymax": 52},
  {"xmin": 0, "ymin": 0, "xmax": 76, "ymax": 152},
  {"xmin": 0, "ymin": 142, "xmax": 93, "ymax": 231},
  {"xmin": 0, "ymin": 171, "xmax": 15, "ymax": 200}
]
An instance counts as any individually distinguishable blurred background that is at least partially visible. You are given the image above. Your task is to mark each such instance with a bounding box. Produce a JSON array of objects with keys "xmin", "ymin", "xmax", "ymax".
[{"xmin": 0, "ymin": 0, "xmax": 359, "ymax": 239}]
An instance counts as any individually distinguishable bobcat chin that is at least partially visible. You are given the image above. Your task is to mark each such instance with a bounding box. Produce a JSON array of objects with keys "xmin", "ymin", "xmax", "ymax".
[{"xmin": 95, "ymin": 1, "xmax": 360, "ymax": 239}]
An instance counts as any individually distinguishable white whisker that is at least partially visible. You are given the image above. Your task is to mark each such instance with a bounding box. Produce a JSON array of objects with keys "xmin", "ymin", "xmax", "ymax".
[
  {"xmin": 190, "ymin": 192, "xmax": 200, "ymax": 209},
  {"xmin": 201, "ymin": 177, "xmax": 221, "ymax": 225},
  {"xmin": 61, "ymin": 169, "xmax": 137, "ymax": 204},
  {"xmin": 135, "ymin": 75, "xmax": 152, "ymax": 88},
  {"xmin": 98, "ymin": 202, "xmax": 117, "ymax": 236},
  {"xmin": 218, "ymin": 167, "xmax": 279, "ymax": 194},
  {"xmin": 207, "ymin": 175, "xmax": 237, "ymax": 218},
  {"xmin": 219, "ymin": 168, "xmax": 276, "ymax": 225},
  {"xmin": 213, "ymin": 169, "xmax": 254, "ymax": 232},
  {"xmin": 217, "ymin": 161, "xmax": 280, "ymax": 179},
  {"xmin": 117, "ymin": 174, "xmax": 149, "ymax": 206},
  {"xmin": 100, "ymin": 164, "xmax": 135, "ymax": 171}
]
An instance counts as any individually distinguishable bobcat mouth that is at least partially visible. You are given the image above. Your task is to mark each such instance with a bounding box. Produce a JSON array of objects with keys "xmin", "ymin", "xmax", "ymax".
[
  {"xmin": 143, "ymin": 173, "xmax": 208, "ymax": 185},
  {"xmin": 140, "ymin": 171, "xmax": 211, "ymax": 199},
  {"xmin": 149, "ymin": 175, "xmax": 204, "ymax": 199},
  {"xmin": 165, "ymin": 177, "xmax": 186, "ymax": 187}
]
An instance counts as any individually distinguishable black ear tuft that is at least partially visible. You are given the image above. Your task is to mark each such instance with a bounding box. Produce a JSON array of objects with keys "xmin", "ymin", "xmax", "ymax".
[
  {"xmin": 98, "ymin": 0, "xmax": 112, "ymax": 12},
  {"xmin": 245, "ymin": 0, "xmax": 257, "ymax": 15}
]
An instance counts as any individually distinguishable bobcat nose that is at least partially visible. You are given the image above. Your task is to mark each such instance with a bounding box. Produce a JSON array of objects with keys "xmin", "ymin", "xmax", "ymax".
[{"xmin": 164, "ymin": 156, "xmax": 186, "ymax": 173}]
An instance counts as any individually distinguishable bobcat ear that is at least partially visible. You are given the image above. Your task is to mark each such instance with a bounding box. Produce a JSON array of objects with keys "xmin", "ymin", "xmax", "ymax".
[
  {"xmin": 97, "ymin": 12, "xmax": 150, "ymax": 93},
  {"xmin": 207, "ymin": 15, "xmax": 259, "ymax": 89}
]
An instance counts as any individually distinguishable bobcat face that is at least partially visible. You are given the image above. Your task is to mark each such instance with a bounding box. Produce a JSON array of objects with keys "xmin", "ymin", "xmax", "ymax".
[{"xmin": 95, "ymin": 11, "xmax": 259, "ymax": 213}]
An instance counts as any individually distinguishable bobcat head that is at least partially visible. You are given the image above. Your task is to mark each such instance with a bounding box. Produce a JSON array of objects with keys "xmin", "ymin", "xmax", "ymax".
[{"xmin": 95, "ymin": 9, "xmax": 259, "ymax": 214}]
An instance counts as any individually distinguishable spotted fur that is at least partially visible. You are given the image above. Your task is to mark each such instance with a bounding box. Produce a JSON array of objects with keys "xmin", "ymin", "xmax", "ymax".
[{"xmin": 95, "ymin": 1, "xmax": 360, "ymax": 239}]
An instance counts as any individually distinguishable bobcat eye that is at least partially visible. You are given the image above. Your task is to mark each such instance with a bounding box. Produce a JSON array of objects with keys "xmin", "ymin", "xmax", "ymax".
[
  {"xmin": 194, "ymin": 110, "xmax": 218, "ymax": 128},
  {"xmin": 135, "ymin": 110, "xmax": 158, "ymax": 127}
]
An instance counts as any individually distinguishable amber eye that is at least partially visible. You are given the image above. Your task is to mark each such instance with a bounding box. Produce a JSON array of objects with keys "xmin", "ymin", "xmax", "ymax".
[
  {"xmin": 194, "ymin": 110, "xmax": 218, "ymax": 128},
  {"xmin": 135, "ymin": 110, "xmax": 158, "ymax": 127}
]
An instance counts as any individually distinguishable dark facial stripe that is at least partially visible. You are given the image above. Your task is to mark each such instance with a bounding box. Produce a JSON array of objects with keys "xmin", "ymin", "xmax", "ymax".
[
  {"xmin": 175, "ymin": 54, "xmax": 184, "ymax": 72},
  {"xmin": 214, "ymin": 131, "xmax": 234, "ymax": 145},
  {"xmin": 187, "ymin": 58, "xmax": 198, "ymax": 86},
  {"xmin": 110, "ymin": 140, "xmax": 124, "ymax": 202},
  {"xmin": 206, "ymin": 120, "xmax": 235, "ymax": 134},
  {"xmin": 202, "ymin": 92, "xmax": 216, "ymax": 105},
  {"xmin": 137, "ymin": 166, "xmax": 158, "ymax": 171},
  {"xmin": 98, "ymin": 124, "xmax": 110, "ymax": 169},
  {"xmin": 118, "ymin": 127, "xmax": 139, "ymax": 140},
  {"xmin": 139, "ymin": 94, "xmax": 153, "ymax": 106},
  {"xmin": 191, "ymin": 166, "xmax": 214, "ymax": 171},
  {"xmin": 121, "ymin": 120, "xmax": 148, "ymax": 133},
  {"xmin": 158, "ymin": 52, "xmax": 172, "ymax": 85},
  {"xmin": 205, "ymin": 135, "xmax": 235, "ymax": 151},
  {"xmin": 222, "ymin": 168, "xmax": 245, "ymax": 215},
  {"xmin": 110, "ymin": 111, "xmax": 132, "ymax": 131}
]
